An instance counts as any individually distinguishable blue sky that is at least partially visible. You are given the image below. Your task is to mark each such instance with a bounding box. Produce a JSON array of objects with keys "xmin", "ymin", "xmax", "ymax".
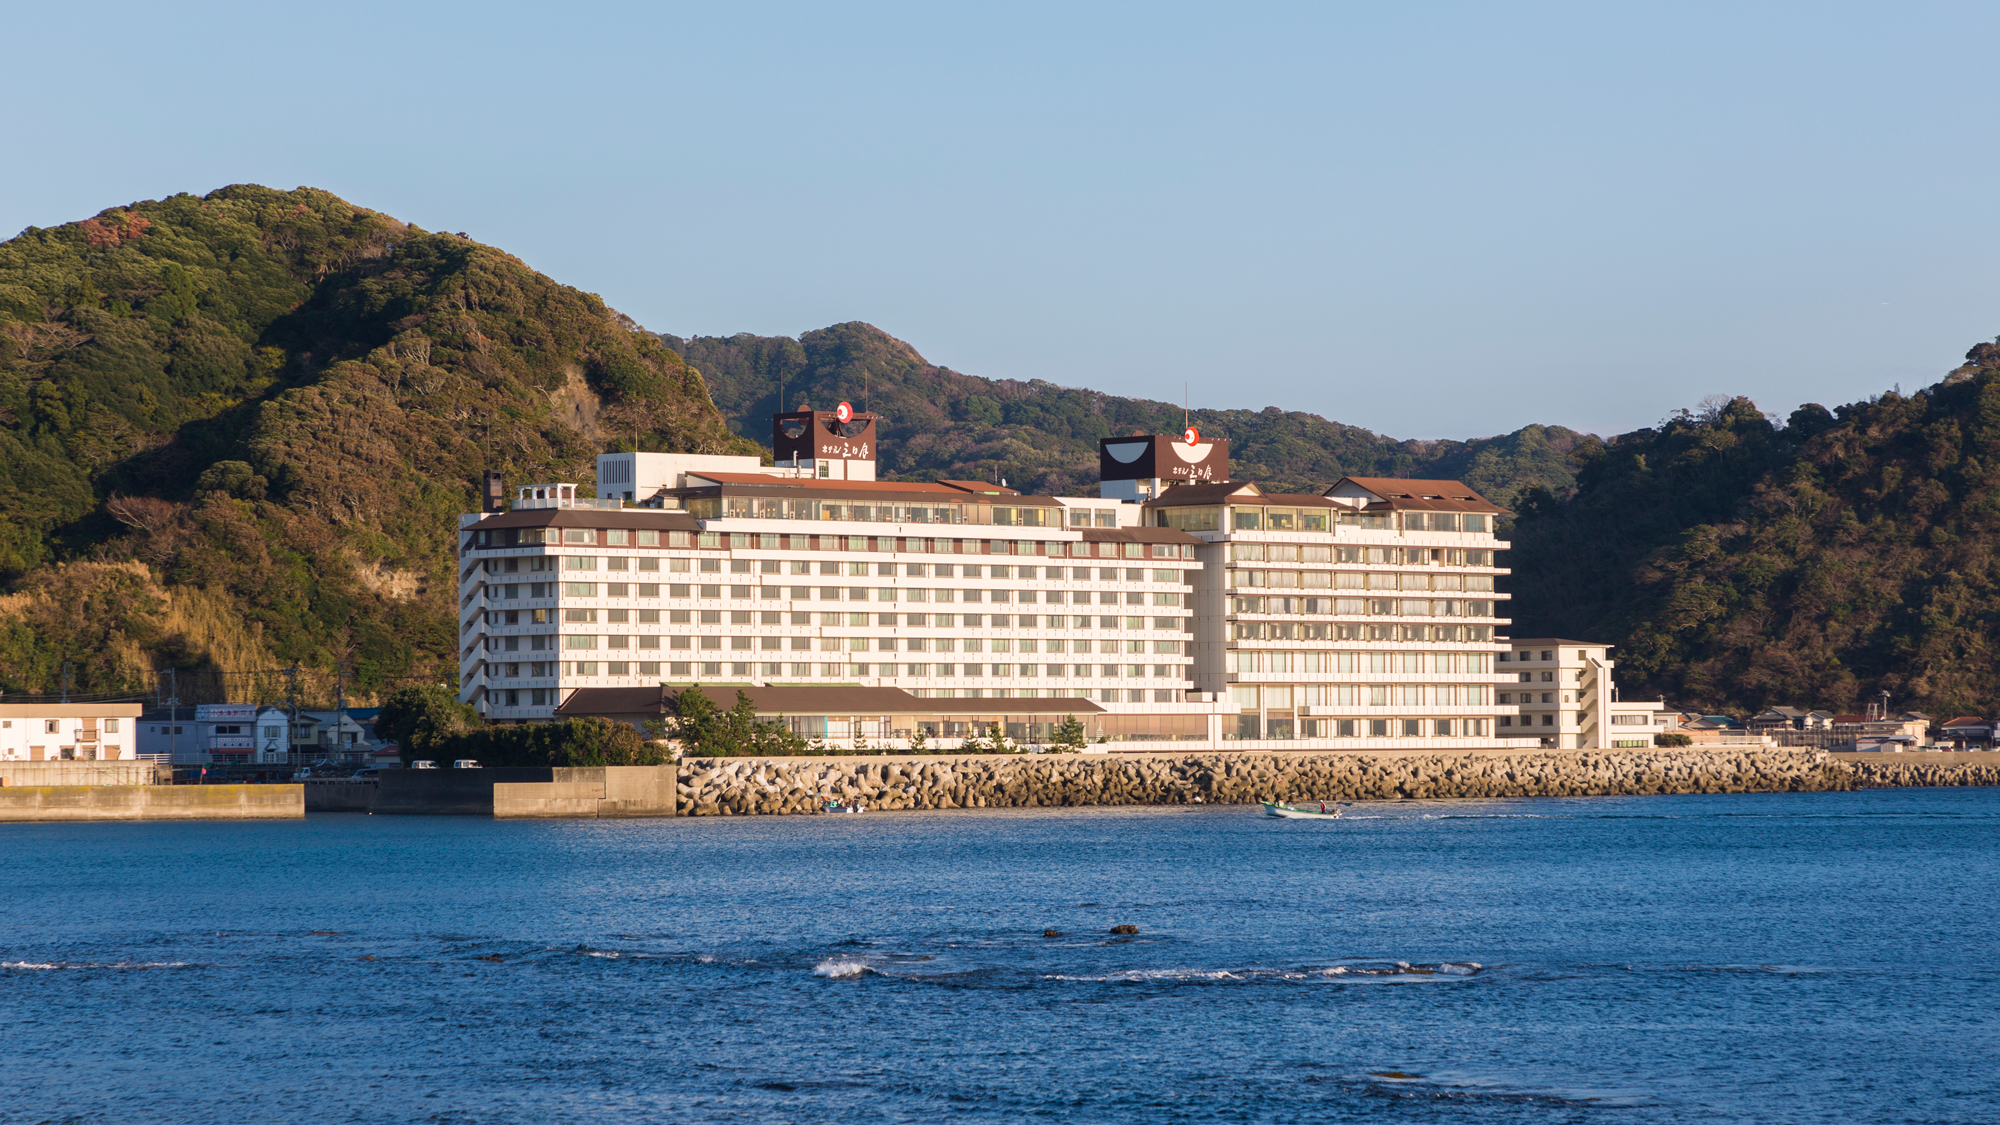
[{"xmin": 7, "ymin": 1, "xmax": 1999, "ymax": 440}]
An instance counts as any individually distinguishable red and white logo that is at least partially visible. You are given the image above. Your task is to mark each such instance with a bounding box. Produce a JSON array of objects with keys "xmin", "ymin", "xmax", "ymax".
[
  {"xmin": 1183, "ymin": 426, "xmax": 1200, "ymax": 446},
  {"xmin": 835, "ymin": 402, "xmax": 854, "ymax": 423}
]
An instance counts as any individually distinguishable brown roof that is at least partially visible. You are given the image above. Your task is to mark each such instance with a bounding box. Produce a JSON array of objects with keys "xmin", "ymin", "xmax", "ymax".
[
  {"xmin": 1333, "ymin": 477, "xmax": 1506, "ymax": 515},
  {"xmin": 684, "ymin": 473, "xmax": 962, "ymax": 492},
  {"xmin": 1508, "ymin": 638, "xmax": 1611, "ymax": 649},
  {"xmin": 938, "ymin": 480, "xmax": 1021, "ymax": 495},
  {"xmin": 676, "ymin": 474, "xmax": 1061, "ymax": 507},
  {"xmin": 554, "ymin": 685, "xmax": 1105, "ymax": 717},
  {"xmin": 1145, "ymin": 481, "xmax": 1334, "ymax": 508},
  {"xmin": 471, "ymin": 509, "xmax": 703, "ymax": 531}
]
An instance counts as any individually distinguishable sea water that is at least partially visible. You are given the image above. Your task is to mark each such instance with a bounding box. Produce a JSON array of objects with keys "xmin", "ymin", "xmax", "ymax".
[{"xmin": 1, "ymin": 787, "xmax": 1995, "ymax": 1123}]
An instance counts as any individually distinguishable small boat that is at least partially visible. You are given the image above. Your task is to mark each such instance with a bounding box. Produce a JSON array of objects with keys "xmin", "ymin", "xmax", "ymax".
[
  {"xmin": 823, "ymin": 801, "xmax": 867, "ymax": 815},
  {"xmin": 1263, "ymin": 801, "xmax": 1342, "ymax": 819}
]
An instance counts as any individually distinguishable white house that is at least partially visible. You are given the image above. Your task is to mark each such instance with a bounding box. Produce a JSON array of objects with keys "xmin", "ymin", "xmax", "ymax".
[{"xmin": 0, "ymin": 702, "xmax": 144, "ymax": 760}]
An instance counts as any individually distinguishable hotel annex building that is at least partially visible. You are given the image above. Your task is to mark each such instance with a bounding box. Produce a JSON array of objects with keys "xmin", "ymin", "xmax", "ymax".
[{"xmin": 457, "ymin": 410, "xmax": 1637, "ymax": 751}]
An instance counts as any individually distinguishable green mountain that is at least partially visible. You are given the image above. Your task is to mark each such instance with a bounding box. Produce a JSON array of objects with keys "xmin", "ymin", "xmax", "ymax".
[
  {"xmin": 1506, "ymin": 342, "xmax": 2000, "ymax": 716},
  {"xmin": 0, "ymin": 185, "xmax": 747, "ymax": 700},
  {"xmin": 664, "ymin": 322, "xmax": 1595, "ymax": 506}
]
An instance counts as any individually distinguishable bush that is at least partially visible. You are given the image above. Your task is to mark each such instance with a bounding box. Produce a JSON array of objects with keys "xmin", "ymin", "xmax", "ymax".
[
  {"xmin": 376, "ymin": 684, "xmax": 478, "ymax": 762},
  {"xmin": 1656, "ymin": 732, "xmax": 1693, "ymax": 747},
  {"xmin": 433, "ymin": 717, "xmax": 667, "ymax": 767}
]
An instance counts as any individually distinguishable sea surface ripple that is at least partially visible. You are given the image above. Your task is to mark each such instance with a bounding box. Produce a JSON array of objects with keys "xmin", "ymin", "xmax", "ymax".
[{"xmin": 2, "ymin": 786, "xmax": 1996, "ymax": 1123}]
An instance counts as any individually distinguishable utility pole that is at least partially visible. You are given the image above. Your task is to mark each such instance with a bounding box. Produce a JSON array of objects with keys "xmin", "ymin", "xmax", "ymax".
[
  {"xmin": 334, "ymin": 660, "xmax": 349, "ymax": 765},
  {"xmin": 284, "ymin": 664, "xmax": 300, "ymax": 770},
  {"xmin": 60, "ymin": 662, "xmax": 73, "ymax": 703},
  {"xmin": 163, "ymin": 668, "xmax": 179, "ymax": 778}
]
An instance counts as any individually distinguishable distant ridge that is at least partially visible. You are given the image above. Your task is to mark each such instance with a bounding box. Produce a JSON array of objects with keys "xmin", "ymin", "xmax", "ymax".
[{"xmin": 662, "ymin": 321, "xmax": 1596, "ymax": 506}]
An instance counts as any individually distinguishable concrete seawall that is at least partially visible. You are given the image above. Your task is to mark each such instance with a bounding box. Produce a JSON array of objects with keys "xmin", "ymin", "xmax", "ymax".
[
  {"xmin": 676, "ymin": 748, "xmax": 2000, "ymax": 816},
  {"xmin": 0, "ymin": 784, "xmax": 303, "ymax": 822}
]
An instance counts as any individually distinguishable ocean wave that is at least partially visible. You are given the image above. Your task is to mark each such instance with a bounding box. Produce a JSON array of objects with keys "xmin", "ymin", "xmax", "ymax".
[
  {"xmin": 1317, "ymin": 960, "xmax": 1484, "ymax": 981},
  {"xmin": 1042, "ymin": 968, "xmax": 1244, "ymax": 982},
  {"xmin": 2, "ymin": 960, "xmax": 192, "ymax": 970},
  {"xmin": 813, "ymin": 956, "xmax": 875, "ymax": 979}
]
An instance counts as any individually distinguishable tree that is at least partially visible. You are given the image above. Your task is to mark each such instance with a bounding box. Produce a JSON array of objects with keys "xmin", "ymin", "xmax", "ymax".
[
  {"xmin": 1656, "ymin": 732, "xmax": 1693, "ymax": 747},
  {"xmin": 1050, "ymin": 714, "xmax": 1087, "ymax": 753},
  {"xmin": 908, "ymin": 725, "xmax": 929, "ymax": 754},
  {"xmin": 376, "ymin": 684, "xmax": 478, "ymax": 762},
  {"xmin": 660, "ymin": 688, "xmax": 805, "ymax": 758}
]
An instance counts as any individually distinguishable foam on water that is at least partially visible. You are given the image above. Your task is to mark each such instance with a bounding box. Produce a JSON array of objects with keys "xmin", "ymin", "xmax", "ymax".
[{"xmin": 813, "ymin": 957, "xmax": 874, "ymax": 979}]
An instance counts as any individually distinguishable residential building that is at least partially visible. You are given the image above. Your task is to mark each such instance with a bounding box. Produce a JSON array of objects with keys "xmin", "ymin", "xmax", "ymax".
[
  {"xmin": 458, "ymin": 416, "xmax": 1539, "ymax": 749},
  {"xmin": 138, "ymin": 706, "xmax": 198, "ymax": 761},
  {"xmin": 1935, "ymin": 717, "xmax": 1992, "ymax": 749},
  {"xmin": 1496, "ymin": 640, "xmax": 1676, "ymax": 749},
  {"xmin": 0, "ymin": 702, "xmax": 144, "ymax": 760}
]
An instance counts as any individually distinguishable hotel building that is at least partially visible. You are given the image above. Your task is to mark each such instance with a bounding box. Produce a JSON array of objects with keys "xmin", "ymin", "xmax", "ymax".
[{"xmin": 456, "ymin": 411, "xmax": 1550, "ymax": 750}]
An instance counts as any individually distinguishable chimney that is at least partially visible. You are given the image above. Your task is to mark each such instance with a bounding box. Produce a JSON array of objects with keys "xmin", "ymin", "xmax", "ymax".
[{"xmin": 482, "ymin": 469, "xmax": 505, "ymax": 513}]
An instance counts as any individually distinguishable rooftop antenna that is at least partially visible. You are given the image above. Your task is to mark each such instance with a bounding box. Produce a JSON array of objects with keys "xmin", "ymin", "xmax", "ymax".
[{"xmin": 1184, "ymin": 381, "xmax": 1189, "ymax": 432}]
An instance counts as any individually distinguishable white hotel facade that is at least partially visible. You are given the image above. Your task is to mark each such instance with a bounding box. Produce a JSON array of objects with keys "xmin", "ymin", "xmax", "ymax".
[{"xmin": 456, "ymin": 411, "xmax": 1634, "ymax": 751}]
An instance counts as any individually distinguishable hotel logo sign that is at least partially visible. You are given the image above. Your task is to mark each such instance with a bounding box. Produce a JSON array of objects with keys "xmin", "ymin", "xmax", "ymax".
[{"xmin": 1099, "ymin": 433, "xmax": 1230, "ymax": 484}]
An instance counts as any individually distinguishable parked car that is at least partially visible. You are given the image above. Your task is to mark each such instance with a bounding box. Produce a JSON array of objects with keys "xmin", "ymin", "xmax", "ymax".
[
  {"xmin": 411, "ymin": 760, "xmax": 438, "ymax": 769},
  {"xmin": 351, "ymin": 768, "xmax": 380, "ymax": 779},
  {"xmin": 452, "ymin": 759, "xmax": 481, "ymax": 769}
]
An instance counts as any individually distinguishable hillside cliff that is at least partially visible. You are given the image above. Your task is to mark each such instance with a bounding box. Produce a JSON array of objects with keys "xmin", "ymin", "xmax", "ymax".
[
  {"xmin": 1506, "ymin": 343, "xmax": 2000, "ymax": 716},
  {"xmin": 0, "ymin": 185, "xmax": 747, "ymax": 699}
]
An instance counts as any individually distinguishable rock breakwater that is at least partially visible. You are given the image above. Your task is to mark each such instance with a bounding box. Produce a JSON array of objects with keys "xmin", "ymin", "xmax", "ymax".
[{"xmin": 673, "ymin": 748, "xmax": 1996, "ymax": 816}]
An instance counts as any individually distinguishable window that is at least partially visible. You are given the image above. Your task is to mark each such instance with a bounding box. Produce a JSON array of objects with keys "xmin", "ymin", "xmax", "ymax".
[
  {"xmin": 104, "ymin": 719, "xmax": 119, "ymax": 733},
  {"xmin": 565, "ymin": 556, "xmax": 597, "ymax": 570},
  {"xmin": 46, "ymin": 720, "xmax": 59, "ymax": 734},
  {"xmin": 563, "ymin": 529, "xmax": 594, "ymax": 544}
]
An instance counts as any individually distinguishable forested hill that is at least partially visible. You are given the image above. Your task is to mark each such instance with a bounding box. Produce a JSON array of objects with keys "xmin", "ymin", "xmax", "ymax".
[
  {"xmin": 664, "ymin": 322, "xmax": 1594, "ymax": 505},
  {"xmin": 0, "ymin": 185, "xmax": 748, "ymax": 699},
  {"xmin": 1506, "ymin": 340, "xmax": 2000, "ymax": 717}
]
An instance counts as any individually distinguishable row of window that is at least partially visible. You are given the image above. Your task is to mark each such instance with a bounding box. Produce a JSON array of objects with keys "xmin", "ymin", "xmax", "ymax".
[
  {"xmin": 529, "ymin": 559, "xmax": 1187, "ymax": 582},
  {"xmin": 1228, "ymin": 570, "xmax": 1497, "ymax": 592},
  {"xmin": 1499, "ymin": 714, "xmax": 1574, "ymax": 727},
  {"xmin": 502, "ymin": 583, "xmax": 1187, "ymax": 606},
  {"xmin": 1230, "ymin": 683, "xmax": 1494, "ymax": 706},
  {"xmin": 1228, "ymin": 544, "xmax": 1496, "ymax": 566},
  {"xmin": 480, "ymin": 528, "xmax": 1195, "ymax": 559},
  {"xmin": 1230, "ymin": 597, "xmax": 1495, "ymax": 619},
  {"xmin": 485, "ymin": 682, "xmax": 1182, "ymax": 708},
  {"xmin": 531, "ymin": 634, "xmax": 1187, "ymax": 654},
  {"xmin": 1512, "ymin": 671, "xmax": 1580, "ymax": 683},
  {"xmin": 1232, "ymin": 623, "xmax": 1498, "ymax": 643},
  {"xmin": 1229, "ymin": 651, "xmax": 1495, "ymax": 674},
  {"xmin": 1499, "ymin": 649, "xmax": 1591, "ymax": 662},
  {"xmin": 485, "ymin": 661, "xmax": 1187, "ymax": 681},
  {"xmin": 1160, "ymin": 505, "xmax": 1495, "ymax": 538},
  {"xmin": 1228, "ymin": 717, "xmax": 1494, "ymax": 739},
  {"xmin": 482, "ymin": 611, "xmax": 1187, "ymax": 631}
]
